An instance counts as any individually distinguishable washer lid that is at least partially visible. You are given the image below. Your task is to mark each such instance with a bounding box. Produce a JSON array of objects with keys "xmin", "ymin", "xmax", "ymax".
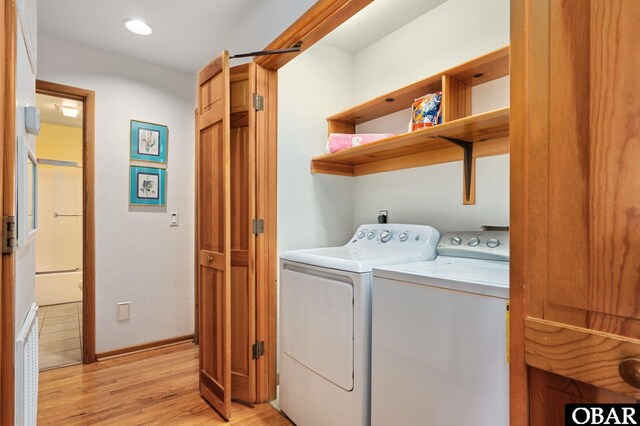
[
  {"xmin": 373, "ymin": 257, "xmax": 509, "ymax": 298},
  {"xmin": 281, "ymin": 247, "xmax": 427, "ymax": 273}
]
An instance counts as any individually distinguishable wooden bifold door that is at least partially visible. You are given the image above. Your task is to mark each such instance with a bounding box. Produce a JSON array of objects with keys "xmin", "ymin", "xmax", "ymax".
[{"xmin": 196, "ymin": 50, "xmax": 277, "ymax": 420}]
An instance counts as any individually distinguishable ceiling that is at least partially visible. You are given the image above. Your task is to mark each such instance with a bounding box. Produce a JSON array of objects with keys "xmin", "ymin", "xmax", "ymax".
[
  {"xmin": 38, "ymin": 0, "xmax": 261, "ymax": 73},
  {"xmin": 323, "ymin": 0, "xmax": 448, "ymax": 54},
  {"xmin": 36, "ymin": 93, "xmax": 83, "ymax": 128},
  {"xmin": 38, "ymin": 1, "xmax": 448, "ymax": 74}
]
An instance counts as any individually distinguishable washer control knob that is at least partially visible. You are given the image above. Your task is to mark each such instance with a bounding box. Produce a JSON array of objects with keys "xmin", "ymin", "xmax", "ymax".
[
  {"xmin": 467, "ymin": 237, "xmax": 481, "ymax": 247},
  {"xmin": 357, "ymin": 230, "xmax": 365, "ymax": 239},
  {"xmin": 486, "ymin": 238, "xmax": 500, "ymax": 248},
  {"xmin": 399, "ymin": 232, "xmax": 409, "ymax": 242},
  {"xmin": 450, "ymin": 237, "xmax": 462, "ymax": 246},
  {"xmin": 380, "ymin": 230, "xmax": 392, "ymax": 242},
  {"xmin": 367, "ymin": 231, "xmax": 376, "ymax": 240}
]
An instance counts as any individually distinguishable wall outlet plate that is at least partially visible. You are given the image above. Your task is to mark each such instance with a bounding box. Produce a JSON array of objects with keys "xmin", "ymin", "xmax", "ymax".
[{"xmin": 116, "ymin": 302, "xmax": 130, "ymax": 321}]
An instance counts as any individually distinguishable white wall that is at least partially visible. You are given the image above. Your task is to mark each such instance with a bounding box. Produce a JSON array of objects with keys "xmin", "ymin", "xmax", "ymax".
[
  {"xmin": 37, "ymin": 34, "xmax": 195, "ymax": 352},
  {"xmin": 351, "ymin": 0, "xmax": 510, "ymax": 232},
  {"xmin": 278, "ymin": 42, "xmax": 356, "ymax": 253},
  {"xmin": 352, "ymin": 0, "xmax": 510, "ymax": 103}
]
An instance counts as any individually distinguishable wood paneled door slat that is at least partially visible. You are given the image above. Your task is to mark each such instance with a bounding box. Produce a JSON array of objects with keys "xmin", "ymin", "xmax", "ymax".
[
  {"xmin": 229, "ymin": 63, "xmax": 257, "ymax": 404},
  {"xmin": 511, "ymin": 0, "xmax": 640, "ymax": 423},
  {"xmin": 197, "ymin": 50, "xmax": 232, "ymax": 420}
]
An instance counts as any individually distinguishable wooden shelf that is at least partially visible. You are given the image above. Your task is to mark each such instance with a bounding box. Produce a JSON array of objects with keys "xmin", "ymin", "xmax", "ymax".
[
  {"xmin": 311, "ymin": 107, "xmax": 510, "ymax": 177},
  {"xmin": 315, "ymin": 46, "xmax": 510, "ymax": 204},
  {"xmin": 327, "ymin": 46, "xmax": 509, "ymax": 128}
]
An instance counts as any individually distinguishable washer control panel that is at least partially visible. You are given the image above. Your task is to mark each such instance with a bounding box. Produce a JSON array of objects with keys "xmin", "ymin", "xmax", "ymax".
[{"xmin": 437, "ymin": 231, "xmax": 509, "ymax": 261}]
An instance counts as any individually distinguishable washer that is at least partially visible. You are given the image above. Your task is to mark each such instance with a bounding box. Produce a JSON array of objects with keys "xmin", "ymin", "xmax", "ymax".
[
  {"xmin": 371, "ymin": 231, "xmax": 509, "ymax": 426},
  {"xmin": 279, "ymin": 224, "xmax": 440, "ymax": 426}
]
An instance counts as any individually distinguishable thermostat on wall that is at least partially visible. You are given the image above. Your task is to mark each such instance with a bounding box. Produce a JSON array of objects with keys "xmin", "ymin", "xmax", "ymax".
[{"xmin": 24, "ymin": 106, "xmax": 40, "ymax": 135}]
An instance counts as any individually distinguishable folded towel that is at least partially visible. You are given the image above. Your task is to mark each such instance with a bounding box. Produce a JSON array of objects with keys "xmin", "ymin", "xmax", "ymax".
[{"xmin": 325, "ymin": 133, "xmax": 394, "ymax": 154}]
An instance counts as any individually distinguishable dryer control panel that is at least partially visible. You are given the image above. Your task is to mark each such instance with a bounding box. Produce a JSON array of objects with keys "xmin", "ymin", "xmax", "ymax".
[
  {"xmin": 348, "ymin": 224, "xmax": 441, "ymax": 259},
  {"xmin": 437, "ymin": 231, "xmax": 509, "ymax": 261}
]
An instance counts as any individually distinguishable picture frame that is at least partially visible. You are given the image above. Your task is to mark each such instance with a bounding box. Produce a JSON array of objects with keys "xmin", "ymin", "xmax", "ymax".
[
  {"xmin": 129, "ymin": 165, "xmax": 166, "ymax": 206},
  {"xmin": 130, "ymin": 120, "xmax": 168, "ymax": 164}
]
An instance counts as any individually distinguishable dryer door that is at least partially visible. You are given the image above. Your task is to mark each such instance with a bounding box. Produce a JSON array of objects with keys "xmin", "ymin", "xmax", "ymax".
[{"xmin": 281, "ymin": 266, "xmax": 354, "ymax": 391}]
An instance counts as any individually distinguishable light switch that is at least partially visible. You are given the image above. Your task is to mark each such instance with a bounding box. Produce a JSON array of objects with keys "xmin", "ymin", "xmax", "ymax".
[
  {"xmin": 170, "ymin": 212, "xmax": 179, "ymax": 227},
  {"xmin": 116, "ymin": 302, "xmax": 130, "ymax": 321}
]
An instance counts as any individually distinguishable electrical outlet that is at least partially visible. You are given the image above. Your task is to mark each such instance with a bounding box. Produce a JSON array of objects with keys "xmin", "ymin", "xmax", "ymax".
[
  {"xmin": 378, "ymin": 210, "xmax": 389, "ymax": 224},
  {"xmin": 116, "ymin": 302, "xmax": 130, "ymax": 321}
]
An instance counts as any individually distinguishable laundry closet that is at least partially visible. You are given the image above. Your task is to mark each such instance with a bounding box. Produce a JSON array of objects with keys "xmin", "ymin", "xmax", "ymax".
[{"xmin": 276, "ymin": 0, "xmax": 511, "ymax": 425}]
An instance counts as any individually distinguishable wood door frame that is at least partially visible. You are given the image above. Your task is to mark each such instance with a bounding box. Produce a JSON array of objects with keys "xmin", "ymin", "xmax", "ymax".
[
  {"xmin": 35, "ymin": 80, "xmax": 96, "ymax": 364},
  {"xmin": 509, "ymin": 0, "xmax": 527, "ymax": 424},
  {"xmin": 254, "ymin": 0, "xmax": 373, "ymax": 71},
  {"xmin": 1, "ymin": 0, "xmax": 17, "ymax": 423}
]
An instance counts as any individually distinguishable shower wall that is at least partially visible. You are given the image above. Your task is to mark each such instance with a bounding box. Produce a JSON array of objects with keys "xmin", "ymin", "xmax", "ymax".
[{"xmin": 36, "ymin": 122, "xmax": 83, "ymax": 306}]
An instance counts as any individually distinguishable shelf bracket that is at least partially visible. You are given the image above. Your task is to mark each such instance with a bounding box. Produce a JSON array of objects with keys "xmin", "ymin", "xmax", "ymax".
[{"xmin": 439, "ymin": 136, "xmax": 474, "ymax": 204}]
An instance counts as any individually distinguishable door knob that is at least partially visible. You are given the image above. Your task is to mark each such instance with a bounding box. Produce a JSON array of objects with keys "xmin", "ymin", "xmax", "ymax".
[
  {"xmin": 207, "ymin": 256, "xmax": 213, "ymax": 263},
  {"xmin": 619, "ymin": 358, "xmax": 640, "ymax": 389}
]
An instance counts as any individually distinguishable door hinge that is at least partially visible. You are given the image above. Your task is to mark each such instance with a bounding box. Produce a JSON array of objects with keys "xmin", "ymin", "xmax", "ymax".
[
  {"xmin": 252, "ymin": 341, "xmax": 265, "ymax": 360},
  {"xmin": 253, "ymin": 93, "xmax": 264, "ymax": 111},
  {"xmin": 2, "ymin": 216, "xmax": 17, "ymax": 254},
  {"xmin": 252, "ymin": 218, "xmax": 264, "ymax": 235}
]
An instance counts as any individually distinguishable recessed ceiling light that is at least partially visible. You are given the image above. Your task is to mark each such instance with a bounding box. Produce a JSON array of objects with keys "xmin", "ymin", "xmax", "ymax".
[
  {"xmin": 55, "ymin": 105, "xmax": 79, "ymax": 118},
  {"xmin": 123, "ymin": 19, "xmax": 153, "ymax": 36}
]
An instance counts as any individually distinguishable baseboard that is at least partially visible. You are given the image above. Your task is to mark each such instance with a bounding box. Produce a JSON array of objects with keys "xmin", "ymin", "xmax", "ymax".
[{"xmin": 95, "ymin": 334, "xmax": 194, "ymax": 360}]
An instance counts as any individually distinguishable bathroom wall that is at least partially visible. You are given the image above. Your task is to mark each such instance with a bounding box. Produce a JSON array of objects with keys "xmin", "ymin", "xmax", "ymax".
[
  {"xmin": 37, "ymin": 123, "xmax": 82, "ymax": 162},
  {"xmin": 36, "ymin": 122, "xmax": 83, "ymax": 275},
  {"xmin": 37, "ymin": 33, "xmax": 195, "ymax": 353}
]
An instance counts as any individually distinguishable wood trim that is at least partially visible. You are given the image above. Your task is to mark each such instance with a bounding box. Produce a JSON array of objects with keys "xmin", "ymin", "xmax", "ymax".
[
  {"xmin": 1, "ymin": 0, "xmax": 16, "ymax": 423},
  {"xmin": 509, "ymin": 0, "xmax": 529, "ymax": 424},
  {"xmin": 95, "ymin": 335, "xmax": 194, "ymax": 360},
  {"xmin": 254, "ymin": 65, "xmax": 278, "ymax": 402},
  {"xmin": 525, "ymin": 318, "xmax": 640, "ymax": 399},
  {"xmin": 194, "ymin": 108, "xmax": 199, "ymax": 345},
  {"xmin": 254, "ymin": 0, "xmax": 372, "ymax": 71},
  {"xmin": 35, "ymin": 80, "xmax": 97, "ymax": 364}
]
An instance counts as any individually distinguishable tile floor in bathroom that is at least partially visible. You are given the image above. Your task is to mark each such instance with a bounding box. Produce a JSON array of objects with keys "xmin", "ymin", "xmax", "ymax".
[{"xmin": 38, "ymin": 302, "xmax": 83, "ymax": 370}]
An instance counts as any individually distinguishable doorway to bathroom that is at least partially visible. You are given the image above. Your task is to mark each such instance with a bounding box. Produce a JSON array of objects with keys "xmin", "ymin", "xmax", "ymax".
[{"xmin": 35, "ymin": 81, "xmax": 95, "ymax": 369}]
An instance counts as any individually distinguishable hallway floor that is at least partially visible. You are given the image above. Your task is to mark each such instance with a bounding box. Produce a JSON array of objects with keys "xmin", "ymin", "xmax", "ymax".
[
  {"xmin": 38, "ymin": 302, "xmax": 83, "ymax": 370},
  {"xmin": 38, "ymin": 342, "xmax": 291, "ymax": 425}
]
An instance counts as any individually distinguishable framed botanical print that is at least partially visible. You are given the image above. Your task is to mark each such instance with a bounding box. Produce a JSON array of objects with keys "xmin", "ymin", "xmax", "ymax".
[
  {"xmin": 130, "ymin": 120, "xmax": 168, "ymax": 163},
  {"xmin": 129, "ymin": 166, "xmax": 166, "ymax": 206}
]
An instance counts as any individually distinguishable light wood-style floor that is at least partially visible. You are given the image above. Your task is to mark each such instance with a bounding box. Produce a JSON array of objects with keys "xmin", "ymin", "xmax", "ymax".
[{"xmin": 38, "ymin": 342, "xmax": 291, "ymax": 425}]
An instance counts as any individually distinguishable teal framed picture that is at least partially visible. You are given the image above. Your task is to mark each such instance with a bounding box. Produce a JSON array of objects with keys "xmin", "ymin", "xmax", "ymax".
[
  {"xmin": 129, "ymin": 166, "xmax": 166, "ymax": 206},
  {"xmin": 130, "ymin": 120, "xmax": 168, "ymax": 163}
]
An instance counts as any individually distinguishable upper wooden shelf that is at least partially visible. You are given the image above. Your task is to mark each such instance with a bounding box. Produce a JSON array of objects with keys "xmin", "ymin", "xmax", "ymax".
[
  {"xmin": 328, "ymin": 46, "xmax": 509, "ymax": 126},
  {"xmin": 311, "ymin": 107, "xmax": 510, "ymax": 177},
  {"xmin": 314, "ymin": 46, "xmax": 510, "ymax": 204}
]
